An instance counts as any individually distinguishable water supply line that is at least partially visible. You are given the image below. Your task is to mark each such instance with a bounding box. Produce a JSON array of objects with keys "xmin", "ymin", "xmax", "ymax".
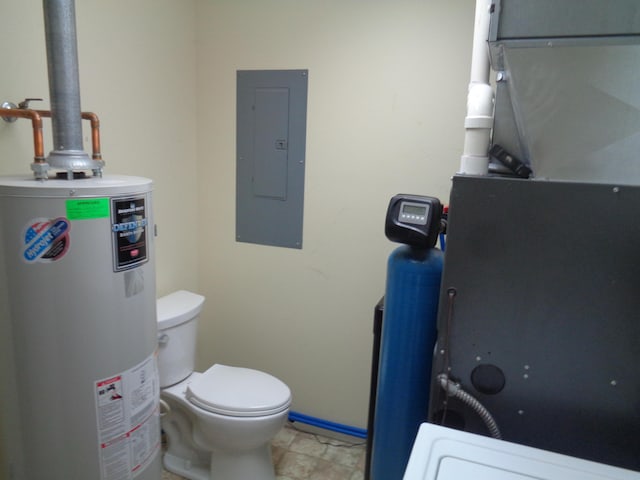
[
  {"xmin": 437, "ymin": 373, "xmax": 502, "ymax": 440},
  {"xmin": 459, "ymin": 0, "xmax": 494, "ymax": 176},
  {"xmin": 35, "ymin": 109, "xmax": 103, "ymax": 162},
  {"xmin": 159, "ymin": 398, "xmax": 171, "ymax": 417},
  {"xmin": 80, "ymin": 111, "xmax": 102, "ymax": 162},
  {"xmin": 1, "ymin": 104, "xmax": 104, "ymax": 169},
  {"xmin": 0, "ymin": 107, "xmax": 46, "ymax": 166}
]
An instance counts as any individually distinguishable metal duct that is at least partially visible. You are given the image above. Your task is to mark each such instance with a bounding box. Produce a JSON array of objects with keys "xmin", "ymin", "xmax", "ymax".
[
  {"xmin": 488, "ymin": 0, "xmax": 640, "ymax": 184},
  {"xmin": 42, "ymin": 0, "xmax": 103, "ymax": 178}
]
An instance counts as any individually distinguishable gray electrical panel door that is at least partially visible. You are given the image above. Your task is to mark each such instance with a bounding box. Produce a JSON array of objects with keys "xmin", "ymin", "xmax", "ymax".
[{"xmin": 236, "ymin": 69, "xmax": 308, "ymax": 249}]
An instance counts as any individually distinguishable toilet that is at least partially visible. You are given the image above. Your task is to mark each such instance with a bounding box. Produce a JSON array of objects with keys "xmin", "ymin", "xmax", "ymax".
[{"xmin": 157, "ymin": 290, "xmax": 291, "ymax": 480}]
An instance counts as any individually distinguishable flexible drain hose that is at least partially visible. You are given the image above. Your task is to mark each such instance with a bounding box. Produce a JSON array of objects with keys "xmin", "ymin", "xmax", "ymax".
[{"xmin": 437, "ymin": 374, "xmax": 502, "ymax": 440}]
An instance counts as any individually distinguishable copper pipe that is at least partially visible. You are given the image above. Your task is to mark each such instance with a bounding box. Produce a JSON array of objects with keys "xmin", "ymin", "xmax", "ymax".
[
  {"xmin": 33, "ymin": 109, "xmax": 102, "ymax": 161},
  {"xmin": 0, "ymin": 108, "xmax": 46, "ymax": 163},
  {"xmin": 81, "ymin": 112, "xmax": 102, "ymax": 161}
]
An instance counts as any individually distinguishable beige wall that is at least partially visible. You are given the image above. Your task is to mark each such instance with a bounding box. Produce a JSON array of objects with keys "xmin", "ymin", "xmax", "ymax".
[{"xmin": 195, "ymin": 0, "xmax": 474, "ymax": 427}]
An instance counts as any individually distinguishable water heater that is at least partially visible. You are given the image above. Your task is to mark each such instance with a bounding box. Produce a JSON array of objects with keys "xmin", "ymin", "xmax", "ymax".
[{"xmin": 0, "ymin": 175, "xmax": 161, "ymax": 479}]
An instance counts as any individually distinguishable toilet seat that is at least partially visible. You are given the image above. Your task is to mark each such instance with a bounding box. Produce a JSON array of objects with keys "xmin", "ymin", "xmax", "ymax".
[{"xmin": 186, "ymin": 364, "xmax": 291, "ymax": 417}]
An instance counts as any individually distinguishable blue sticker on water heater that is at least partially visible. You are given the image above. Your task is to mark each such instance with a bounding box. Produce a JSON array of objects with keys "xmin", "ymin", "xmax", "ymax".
[
  {"xmin": 111, "ymin": 196, "xmax": 148, "ymax": 271},
  {"xmin": 23, "ymin": 217, "xmax": 71, "ymax": 263}
]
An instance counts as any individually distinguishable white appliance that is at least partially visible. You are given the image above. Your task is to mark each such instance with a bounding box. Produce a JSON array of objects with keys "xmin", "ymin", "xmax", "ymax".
[
  {"xmin": 157, "ymin": 290, "xmax": 292, "ymax": 480},
  {"xmin": 404, "ymin": 423, "xmax": 640, "ymax": 480},
  {"xmin": 0, "ymin": 175, "xmax": 161, "ymax": 480}
]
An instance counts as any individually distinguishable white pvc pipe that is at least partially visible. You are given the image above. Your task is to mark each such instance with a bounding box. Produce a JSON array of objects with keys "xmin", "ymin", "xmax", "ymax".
[
  {"xmin": 469, "ymin": 0, "xmax": 492, "ymax": 85},
  {"xmin": 459, "ymin": 0, "xmax": 494, "ymax": 176}
]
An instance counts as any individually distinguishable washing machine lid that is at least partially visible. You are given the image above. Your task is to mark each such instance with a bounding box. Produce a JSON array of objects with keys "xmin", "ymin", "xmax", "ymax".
[
  {"xmin": 186, "ymin": 364, "xmax": 291, "ymax": 417},
  {"xmin": 157, "ymin": 290, "xmax": 205, "ymax": 330},
  {"xmin": 403, "ymin": 423, "xmax": 640, "ymax": 480}
]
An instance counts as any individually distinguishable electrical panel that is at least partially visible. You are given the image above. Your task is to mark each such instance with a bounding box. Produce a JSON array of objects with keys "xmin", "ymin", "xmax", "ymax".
[{"xmin": 236, "ymin": 69, "xmax": 308, "ymax": 249}]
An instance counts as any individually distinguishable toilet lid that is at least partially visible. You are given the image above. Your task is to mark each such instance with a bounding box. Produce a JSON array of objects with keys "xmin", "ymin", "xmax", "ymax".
[{"xmin": 186, "ymin": 364, "xmax": 291, "ymax": 417}]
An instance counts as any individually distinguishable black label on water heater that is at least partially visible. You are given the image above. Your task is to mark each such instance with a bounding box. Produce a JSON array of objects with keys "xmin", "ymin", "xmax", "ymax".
[{"xmin": 111, "ymin": 196, "xmax": 148, "ymax": 271}]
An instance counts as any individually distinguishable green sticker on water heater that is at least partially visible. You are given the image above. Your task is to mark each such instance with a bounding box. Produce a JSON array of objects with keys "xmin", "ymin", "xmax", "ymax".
[{"xmin": 66, "ymin": 198, "xmax": 110, "ymax": 220}]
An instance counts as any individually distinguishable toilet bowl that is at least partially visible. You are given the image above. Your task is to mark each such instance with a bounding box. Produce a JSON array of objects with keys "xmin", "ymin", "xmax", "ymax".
[{"xmin": 157, "ymin": 290, "xmax": 291, "ymax": 480}]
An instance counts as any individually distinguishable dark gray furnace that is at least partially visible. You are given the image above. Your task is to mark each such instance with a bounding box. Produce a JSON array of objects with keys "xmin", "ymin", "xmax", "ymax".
[{"xmin": 428, "ymin": 0, "xmax": 640, "ymax": 471}]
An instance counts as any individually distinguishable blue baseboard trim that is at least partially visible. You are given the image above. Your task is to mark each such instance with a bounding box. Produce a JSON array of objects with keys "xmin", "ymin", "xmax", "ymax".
[{"xmin": 288, "ymin": 411, "xmax": 367, "ymax": 439}]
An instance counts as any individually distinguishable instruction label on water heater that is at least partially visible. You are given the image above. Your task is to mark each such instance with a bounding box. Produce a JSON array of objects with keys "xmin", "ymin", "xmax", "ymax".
[
  {"xmin": 94, "ymin": 353, "xmax": 160, "ymax": 480},
  {"xmin": 111, "ymin": 196, "xmax": 148, "ymax": 271}
]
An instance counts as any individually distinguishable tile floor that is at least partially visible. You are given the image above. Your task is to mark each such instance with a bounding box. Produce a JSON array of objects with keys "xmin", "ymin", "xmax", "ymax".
[{"xmin": 161, "ymin": 421, "xmax": 367, "ymax": 480}]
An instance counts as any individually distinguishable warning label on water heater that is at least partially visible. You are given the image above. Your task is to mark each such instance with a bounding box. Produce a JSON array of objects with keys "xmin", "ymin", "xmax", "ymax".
[
  {"xmin": 94, "ymin": 353, "xmax": 160, "ymax": 480},
  {"xmin": 111, "ymin": 196, "xmax": 148, "ymax": 271}
]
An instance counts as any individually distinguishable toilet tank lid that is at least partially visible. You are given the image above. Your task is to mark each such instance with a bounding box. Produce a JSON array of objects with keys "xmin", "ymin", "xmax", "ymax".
[{"xmin": 157, "ymin": 290, "xmax": 205, "ymax": 330}]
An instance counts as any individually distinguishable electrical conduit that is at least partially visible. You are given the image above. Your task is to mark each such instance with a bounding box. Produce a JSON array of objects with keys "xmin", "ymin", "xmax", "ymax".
[{"xmin": 437, "ymin": 374, "xmax": 502, "ymax": 440}]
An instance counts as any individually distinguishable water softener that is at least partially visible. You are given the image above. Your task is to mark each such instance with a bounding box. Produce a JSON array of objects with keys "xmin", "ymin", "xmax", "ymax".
[{"xmin": 370, "ymin": 194, "xmax": 444, "ymax": 480}]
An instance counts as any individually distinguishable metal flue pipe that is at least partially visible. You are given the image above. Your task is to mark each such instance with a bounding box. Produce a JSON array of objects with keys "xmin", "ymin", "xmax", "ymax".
[{"xmin": 42, "ymin": 0, "xmax": 103, "ymax": 177}]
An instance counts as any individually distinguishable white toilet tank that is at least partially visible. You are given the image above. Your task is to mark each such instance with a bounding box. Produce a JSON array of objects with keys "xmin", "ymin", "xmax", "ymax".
[{"xmin": 157, "ymin": 290, "xmax": 206, "ymax": 387}]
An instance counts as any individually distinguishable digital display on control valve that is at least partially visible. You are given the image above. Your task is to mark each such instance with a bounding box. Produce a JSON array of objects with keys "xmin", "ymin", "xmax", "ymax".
[
  {"xmin": 385, "ymin": 194, "xmax": 442, "ymax": 249},
  {"xmin": 402, "ymin": 204, "xmax": 427, "ymax": 216}
]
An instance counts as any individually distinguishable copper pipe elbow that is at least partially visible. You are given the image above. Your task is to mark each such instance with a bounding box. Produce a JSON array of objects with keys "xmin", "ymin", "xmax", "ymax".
[
  {"xmin": 0, "ymin": 108, "xmax": 46, "ymax": 163},
  {"xmin": 34, "ymin": 109, "xmax": 103, "ymax": 161},
  {"xmin": 81, "ymin": 112, "xmax": 102, "ymax": 161}
]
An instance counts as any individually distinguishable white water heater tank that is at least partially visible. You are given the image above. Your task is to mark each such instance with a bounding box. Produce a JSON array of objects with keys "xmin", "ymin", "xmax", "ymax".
[{"xmin": 0, "ymin": 175, "xmax": 161, "ymax": 480}]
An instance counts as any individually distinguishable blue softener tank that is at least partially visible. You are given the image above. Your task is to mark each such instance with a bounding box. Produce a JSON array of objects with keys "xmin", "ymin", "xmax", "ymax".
[{"xmin": 371, "ymin": 194, "xmax": 444, "ymax": 480}]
